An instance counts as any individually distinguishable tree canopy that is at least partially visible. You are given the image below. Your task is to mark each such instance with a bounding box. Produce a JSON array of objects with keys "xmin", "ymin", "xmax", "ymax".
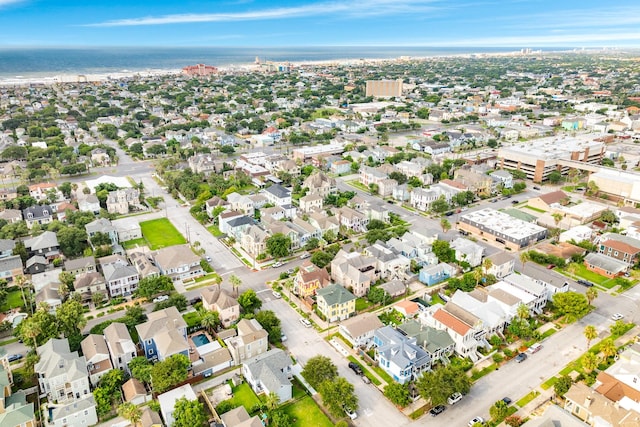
[{"xmin": 301, "ymin": 356, "xmax": 338, "ymax": 389}]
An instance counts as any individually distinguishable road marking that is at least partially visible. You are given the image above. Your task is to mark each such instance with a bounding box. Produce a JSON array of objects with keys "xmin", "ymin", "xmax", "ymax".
[
  {"xmin": 256, "ymin": 289, "xmax": 271, "ymax": 294},
  {"xmin": 220, "ymin": 272, "xmax": 233, "ymax": 276}
]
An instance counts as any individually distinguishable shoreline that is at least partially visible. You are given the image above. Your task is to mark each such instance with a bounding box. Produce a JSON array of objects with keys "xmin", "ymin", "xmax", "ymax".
[{"xmin": 0, "ymin": 48, "xmax": 574, "ymax": 86}]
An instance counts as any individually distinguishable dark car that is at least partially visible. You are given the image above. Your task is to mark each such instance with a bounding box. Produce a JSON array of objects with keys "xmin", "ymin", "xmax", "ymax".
[
  {"xmin": 547, "ymin": 264, "xmax": 556, "ymax": 269},
  {"xmin": 577, "ymin": 279, "xmax": 594, "ymax": 287},
  {"xmin": 444, "ymin": 211, "xmax": 454, "ymax": 217},
  {"xmin": 348, "ymin": 361, "xmax": 363, "ymax": 376},
  {"xmin": 515, "ymin": 353, "xmax": 528, "ymax": 363},
  {"xmin": 533, "ymin": 186, "xmax": 541, "ymax": 190},
  {"xmin": 429, "ymin": 405, "xmax": 446, "ymax": 417},
  {"xmin": 511, "ymin": 200, "xmax": 519, "ymax": 204},
  {"xmin": 502, "ymin": 397, "xmax": 512, "ymax": 405},
  {"xmin": 7, "ymin": 354, "xmax": 22, "ymax": 362}
]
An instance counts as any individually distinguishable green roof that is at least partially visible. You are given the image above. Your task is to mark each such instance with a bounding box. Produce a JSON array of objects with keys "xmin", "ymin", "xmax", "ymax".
[
  {"xmin": 398, "ymin": 320, "xmax": 454, "ymax": 353},
  {"xmin": 317, "ymin": 284, "xmax": 356, "ymax": 306},
  {"xmin": 502, "ymin": 208, "xmax": 536, "ymax": 222}
]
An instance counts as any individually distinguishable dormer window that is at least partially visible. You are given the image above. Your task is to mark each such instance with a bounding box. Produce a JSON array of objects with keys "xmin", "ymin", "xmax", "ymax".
[{"xmin": 43, "ymin": 209, "xmax": 49, "ymax": 215}]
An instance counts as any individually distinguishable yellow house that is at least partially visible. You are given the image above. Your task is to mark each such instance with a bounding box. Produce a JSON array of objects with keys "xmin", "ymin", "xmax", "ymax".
[{"xmin": 316, "ymin": 284, "xmax": 356, "ymax": 322}]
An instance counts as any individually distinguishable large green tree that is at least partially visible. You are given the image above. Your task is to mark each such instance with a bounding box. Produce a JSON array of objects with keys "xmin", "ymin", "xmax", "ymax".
[
  {"xmin": 150, "ymin": 354, "xmax": 190, "ymax": 393},
  {"xmin": 319, "ymin": 377, "xmax": 358, "ymax": 418},
  {"xmin": 266, "ymin": 233, "xmax": 292, "ymax": 259},
  {"xmin": 238, "ymin": 289, "xmax": 262, "ymax": 314},
  {"xmin": 255, "ymin": 310, "xmax": 282, "ymax": 344},
  {"xmin": 172, "ymin": 397, "xmax": 207, "ymax": 427},
  {"xmin": 384, "ymin": 382, "xmax": 411, "ymax": 407},
  {"xmin": 552, "ymin": 291, "xmax": 589, "ymax": 321},
  {"xmin": 135, "ymin": 276, "xmax": 175, "ymax": 300},
  {"xmin": 301, "ymin": 356, "xmax": 338, "ymax": 389},
  {"xmin": 415, "ymin": 365, "xmax": 471, "ymax": 406}
]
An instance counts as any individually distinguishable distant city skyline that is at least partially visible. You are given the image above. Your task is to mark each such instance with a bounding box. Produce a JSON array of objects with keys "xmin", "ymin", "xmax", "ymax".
[{"xmin": 1, "ymin": 0, "xmax": 640, "ymax": 48}]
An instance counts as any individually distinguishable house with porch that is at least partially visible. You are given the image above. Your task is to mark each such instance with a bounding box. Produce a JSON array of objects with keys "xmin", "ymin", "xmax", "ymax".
[
  {"xmin": 201, "ymin": 287, "xmax": 240, "ymax": 327},
  {"xmin": 316, "ymin": 284, "xmax": 356, "ymax": 322},
  {"xmin": 339, "ymin": 312, "xmax": 384, "ymax": 348},
  {"xmin": 372, "ymin": 326, "xmax": 431, "ymax": 384},
  {"xmin": 153, "ymin": 245, "xmax": 204, "ymax": 281},
  {"xmin": 103, "ymin": 322, "xmax": 137, "ymax": 373},
  {"xmin": 242, "ymin": 349, "xmax": 293, "ymax": 403},
  {"xmin": 136, "ymin": 307, "xmax": 188, "ymax": 362}
]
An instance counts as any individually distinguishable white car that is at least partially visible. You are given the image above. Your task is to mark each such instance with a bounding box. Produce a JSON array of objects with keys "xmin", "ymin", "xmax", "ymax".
[
  {"xmin": 272, "ymin": 291, "xmax": 282, "ymax": 299},
  {"xmin": 344, "ymin": 407, "xmax": 357, "ymax": 420},
  {"xmin": 447, "ymin": 392, "xmax": 463, "ymax": 405},
  {"xmin": 469, "ymin": 416, "xmax": 484, "ymax": 426},
  {"xmin": 152, "ymin": 295, "xmax": 169, "ymax": 303},
  {"xmin": 612, "ymin": 313, "xmax": 624, "ymax": 321},
  {"xmin": 299, "ymin": 318, "xmax": 312, "ymax": 328}
]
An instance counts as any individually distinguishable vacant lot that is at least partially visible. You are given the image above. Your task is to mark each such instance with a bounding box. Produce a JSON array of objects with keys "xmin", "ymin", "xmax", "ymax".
[
  {"xmin": 282, "ymin": 396, "xmax": 334, "ymax": 427},
  {"xmin": 140, "ymin": 218, "xmax": 186, "ymax": 249}
]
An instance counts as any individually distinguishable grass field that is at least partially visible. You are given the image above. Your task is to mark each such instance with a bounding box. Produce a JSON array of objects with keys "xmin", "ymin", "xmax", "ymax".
[
  {"xmin": 562, "ymin": 263, "xmax": 611, "ymax": 286},
  {"xmin": 228, "ymin": 383, "xmax": 261, "ymax": 413},
  {"xmin": 140, "ymin": 218, "xmax": 186, "ymax": 249},
  {"xmin": 0, "ymin": 289, "xmax": 24, "ymax": 312},
  {"xmin": 281, "ymin": 396, "xmax": 334, "ymax": 427},
  {"xmin": 121, "ymin": 238, "xmax": 147, "ymax": 249}
]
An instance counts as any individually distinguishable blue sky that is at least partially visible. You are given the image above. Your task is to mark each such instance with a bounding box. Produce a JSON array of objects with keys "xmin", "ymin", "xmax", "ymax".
[{"xmin": 2, "ymin": 0, "xmax": 640, "ymax": 48}]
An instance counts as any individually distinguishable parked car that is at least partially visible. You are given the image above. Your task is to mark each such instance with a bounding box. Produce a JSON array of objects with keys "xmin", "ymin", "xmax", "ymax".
[
  {"xmin": 272, "ymin": 291, "xmax": 281, "ymax": 299},
  {"xmin": 469, "ymin": 416, "xmax": 485, "ymax": 426},
  {"xmin": 502, "ymin": 397, "xmax": 512, "ymax": 405},
  {"xmin": 280, "ymin": 332, "xmax": 287, "ymax": 342},
  {"xmin": 344, "ymin": 407, "xmax": 357, "ymax": 420},
  {"xmin": 152, "ymin": 295, "xmax": 169, "ymax": 303},
  {"xmin": 299, "ymin": 318, "xmax": 312, "ymax": 328},
  {"xmin": 447, "ymin": 392, "xmax": 463, "ymax": 405},
  {"xmin": 612, "ymin": 313, "xmax": 624, "ymax": 321},
  {"xmin": 7, "ymin": 354, "xmax": 22, "ymax": 362},
  {"xmin": 272, "ymin": 261, "xmax": 284, "ymax": 268},
  {"xmin": 546, "ymin": 264, "xmax": 556, "ymax": 269},
  {"xmin": 515, "ymin": 352, "xmax": 528, "ymax": 363},
  {"xmin": 533, "ymin": 186, "xmax": 540, "ymax": 190},
  {"xmin": 577, "ymin": 279, "xmax": 594, "ymax": 287},
  {"xmin": 348, "ymin": 361, "xmax": 363, "ymax": 376},
  {"xmin": 300, "ymin": 252, "xmax": 311, "ymax": 259},
  {"xmin": 205, "ymin": 255, "xmax": 212, "ymax": 262},
  {"xmin": 511, "ymin": 200, "xmax": 519, "ymax": 204},
  {"xmin": 528, "ymin": 343, "xmax": 543, "ymax": 354},
  {"xmin": 429, "ymin": 405, "xmax": 446, "ymax": 417},
  {"xmin": 286, "ymin": 268, "xmax": 295, "ymax": 275}
]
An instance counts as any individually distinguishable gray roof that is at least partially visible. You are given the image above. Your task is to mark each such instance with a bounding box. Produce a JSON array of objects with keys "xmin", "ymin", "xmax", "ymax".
[
  {"xmin": 65, "ymin": 256, "xmax": 96, "ymax": 272},
  {"xmin": 24, "ymin": 231, "xmax": 59, "ymax": 251},
  {"xmin": 85, "ymin": 218, "xmax": 116, "ymax": 234},
  {"xmin": 264, "ymin": 184, "xmax": 290, "ymax": 199},
  {"xmin": 22, "ymin": 204, "xmax": 53, "ymax": 219},
  {"xmin": 374, "ymin": 326, "xmax": 431, "ymax": 371},
  {"xmin": 103, "ymin": 263, "xmax": 138, "ymax": 282},
  {"xmin": 0, "ymin": 239, "xmax": 15, "ymax": 253},
  {"xmin": 584, "ymin": 252, "xmax": 628, "ymax": 274},
  {"xmin": 398, "ymin": 319, "xmax": 455, "ymax": 354},
  {"xmin": 26, "ymin": 255, "xmax": 47, "ymax": 268},
  {"xmin": 226, "ymin": 216, "xmax": 254, "ymax": 228},
  {"xmin": 0, "ymin": 254, "xmax": 22, "ymax": 272},
  {"xmin": 244, "ymin": 349, "xmax": 291, "ymax": 394},
  {"xmin": 35, "ymin": 338, "xmax": 88, "ymax": 382}
]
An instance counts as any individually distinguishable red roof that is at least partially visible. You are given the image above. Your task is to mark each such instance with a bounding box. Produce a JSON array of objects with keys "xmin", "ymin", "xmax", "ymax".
[
  {"xmin": 394, "ymin": 300, "xmax": 419, "ymax": 315},
  {"xmin": 433, "ymin": 308, "xmax": 471, "ymax": 336}
]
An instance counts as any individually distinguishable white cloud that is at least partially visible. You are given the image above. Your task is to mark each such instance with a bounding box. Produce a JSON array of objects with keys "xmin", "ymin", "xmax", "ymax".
[
  {"xmin": 85, "ymin": 0, "xmax": 440, "ymax": 27},
  {"xmin": 0, "ymin": 0, "xmax": 25, "ymax": 7}
]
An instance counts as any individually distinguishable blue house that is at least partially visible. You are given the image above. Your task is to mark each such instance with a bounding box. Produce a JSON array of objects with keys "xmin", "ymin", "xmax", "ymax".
[
  {"xmin": 419, "ymin": 263, "xmax": 456, "ymax": 286},
  {"xmin": 372, "ymin": 326, "xmax": 431, "ymax": 384},
  {"xmin": 135, "ymin": 306, "xmax": 188, "ymax": 361}
]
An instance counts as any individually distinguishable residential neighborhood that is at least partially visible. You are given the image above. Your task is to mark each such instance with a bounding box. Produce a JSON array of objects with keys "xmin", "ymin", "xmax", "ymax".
[{"xmin": 2, "ymin": 52, "xmax": 640, "ymax": 427}]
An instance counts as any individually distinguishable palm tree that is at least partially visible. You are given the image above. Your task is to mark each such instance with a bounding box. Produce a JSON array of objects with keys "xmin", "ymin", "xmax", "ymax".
[
  {"xmin": 200, "ymin": 310, "xmax": 220, "ymax": 334},
  {"xmin": 552, "ymin": 213, "xmax": 563, "ymax": 229},
  {"xmin": 582, "ymin": 352, "xmax": 599, "ymax": 374},
  {"xmin": 473, "ymin": 268, "xmax": 483, "ymax": 287},
  {"xmin": 584, "ymin": 325, "xmax": 597, "ymax": 350},
  {"xmin": 264, "ymin": 391, "xmax": 280, "ymax": 412},
  {"xmin": 482, "ymin": 258, "xmax": 493, "ymax": 275},
  {"xmin": 15, "ymin": 275, "xmax": 32, "ymax": 314},
  {"xmin": 517, "ymin": 303, "xmax": 529, "ymax": 320},
  {"xmin": 600, "ymin": 338, "xmax": 617, "ymax": 362},
  {"xmin": 117, "ymin": 402, "xmax": 142, "ymax": 427},
  {"xmin": 519, "ymin": 251, "xmax": 531, "ymax": 272},
  {"xmin": 229, "ymin": 274, "xmax": 242, "ymax": 297},
  {"xmin": 21, "ymin": 318, "xmax": 41, "ymax": 349},
  {"xmin": 440, "ymin": 218, "xmax": 451, "ymax": 233},
  {"xmin": 586, "ymin": 287, "xmax": 598, "ymax": 306}
]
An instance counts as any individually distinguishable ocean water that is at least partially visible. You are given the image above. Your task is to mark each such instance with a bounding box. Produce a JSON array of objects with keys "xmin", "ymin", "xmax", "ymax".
[{"xmin": 0, "ymin": 46, "xmax": 521, "ymax": 78}]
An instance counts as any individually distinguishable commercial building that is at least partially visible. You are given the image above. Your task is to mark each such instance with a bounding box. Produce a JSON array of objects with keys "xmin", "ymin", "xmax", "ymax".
[
  {"xmin": 458, "ymin": 208, "xmax": 547, "ymax": 250},
  {"xmin": 365, "ymin": 79, "xmax": 403, "ymax": 98},
  {"xmin": 588, "ymin": 169, "xmax": 640, "ymax": 206},
  {"xmin": 497, "ymin": 136, "xmax": 606, "ymax": 182}
]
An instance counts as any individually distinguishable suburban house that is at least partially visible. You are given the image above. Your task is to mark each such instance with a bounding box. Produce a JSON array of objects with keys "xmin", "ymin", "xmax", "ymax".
[
  {"xmin": 129, "ymin": 250, "xmax": 161, "ymax": 279},
  {"xmin": 293, "ymin": 262, "xmax": 331, "ymax": 297},
  {"xmin": 85, "ymin": 218, "xmax": 119, "ymax": 246},
  {"xmin": 316, "ymin": 284, "xmax": 356, "ymax": 322},
  {"xmin": 136, "ymin": 307, "xmax": 188, "ymax": 361},
  {"xmin": 77, "ymin": 195, "xmax": 101, "ymax": 214},
  {"xmin": 34, "ymin": 338, "xmax": 98, "ymax": 427},
  {"xmin": 201, "ymin": 287, "xmax": 240, "ymax": 327},
  {"xmin": 0, "ymin": 364, "xmax": 35, "ymax": 427},
  {"xmin": 489, "ymin": 170, "xmax": 514, "ymax": 189},
  {"xmin": 158, "ymin": 385, "xmax": 197, "ymax": 427},
  {"xmin": 486, "ymin": 252, "xmax": 515, "ymax": 278},
  {"xmin": 28, "ymin": 183, "xmax": 60, "ymax": 202},
  {"xmin": 240, "ymin": 225, "xmax": 269, "ymax": 259},
  {"xmin": 0, "ymin": 239, "xmax": 15, "ymax": 259},
  {"xmin": 22, "ymin": 205, "xmax": 55, "ymax": 230},
  {"xmin": 410, "ymin": 188, "xmax": 441, "ymax": 211},
  {"xmin": 262, "ymin": 184, "xmax": 292, "ymax": 206},
  {"xmin": 242, "ymin": 349, "xmax": 293, "ymax": 403},
  {"xmin": 226, "ymin": 193, "xmax": 255, "ymax": 215},
  {"xmin": 106, "ymin": 188, "xmax": 143, "ymax": 215},
  {"xmin": 331, "ymin": 250, "xmax": 378, "ymax": 297},
  {"xmin": 103, "ymin": 322, "xmax": 137, "ymax": 373},
  {"xmin": 372, "ymin": 326, "xmax": 431, "ymax": 384},
  {"xmin": 224, "ymin": 319, "xmax": 269, "ymax": 365},
  {"xmin": 73, "ymin": 272, "xmax": 107, "ymax": 304},
  {"xmin": 597, "ymin": 233, "xmax": 640, "ymax": 265},
  {"xmin": 335, "ymin": 206, "xmax": 369, "ymax": 232},
  {"xmin": 0, "ymin": 255, "xmax": 24, "ymax": 283},
  {"xmin": 299, "ymin": 194, "xmax": 323, "ymax": 213},
  {"xmin": 502, "ymin": 273, "xmax": 551, "ymax": 310},
  {"xmin": 339, "ymin": 312, "xmax": 384, "ymax": 348},
  {"xmin": 220, "ymin": 407, "xmax": 263, "ymax": 427},
  {"xmin": 303, "ymin": 171, "xmax": 337, "ymax": 198},
  {"xmin": 419, "ymin": 263, "xmax": 456, "ymax": 286},
  {"xmin": 563, "ymin": 382, "xmax": 640, "ymax": 426},
  {"xmin": 426, "ymin": 305, "xmax": 490, "ymax": 362},
  {"xmin": 451, "ymin": 238, "xmax": 485, "ymax": 267},
  {"xmin": 584, "ymin": 252, "xmax": 628, "ymax": 278},
  {"xmin": 122, "ymin": 378, "xmax": 148, "ymax": 406},
  {"xmin": 24, "ymin": 231, "xmax": 60, "ymax": 260},
  {"xmin": 364, "ymin": 242, "xmax": 411, "ymax": 281},
  {"xmin": 153, "ymin": 245, "xmax": 204, "ymax": 281},
  {"xmin": 80, "ymin": 334, "xmax": 113, "ymax": 386},
  {"xmin": 101, "ymin": 259, "xmax": 139, "ymax": 298},
  {"xmin": 64, "ymin": 256, "xmax": 96, "ymax": 276},
  {"xmin": 398, "ymin": 320, "xmax": 455, "ymax": 364}
]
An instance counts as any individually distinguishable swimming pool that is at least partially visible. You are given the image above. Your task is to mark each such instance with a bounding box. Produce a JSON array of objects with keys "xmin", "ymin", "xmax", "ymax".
[{"xmin": 192, "ymin": 334, "xmax": 211, "ymax": 347}]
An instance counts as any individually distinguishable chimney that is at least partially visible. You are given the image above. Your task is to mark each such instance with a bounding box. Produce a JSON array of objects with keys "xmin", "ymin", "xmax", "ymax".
[{"xmin": 584, "ymin": 396, "xmax": 593, "ymax": 408}]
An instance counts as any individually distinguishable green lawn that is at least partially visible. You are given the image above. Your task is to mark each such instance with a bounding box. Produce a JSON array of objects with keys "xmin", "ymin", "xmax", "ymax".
[
  {"xmin": 347, "ymin": 356, "xmax": 381, "ymax": 386},
  {"xmin": 140, "ymin": 218, "xmax": 186, "ymax": 249},
  {"xmin": 355, "ymin": 298, "xmax": 373, "ymax": 312},
  {"xmin": 227, "ymin": 383, "xmax": 261, "ymax": 413},
  {"xmin": 516, "ymin": 390, "xmax": 539, "ymax": 408},
  {"xmin": 562, "ymin": 263, "xmax": 611, "ymax": 286},
  {"xmin": 0, "ymin": 289, "xmax": 24, "ymax": 312},
  {"xmin": 182, "ymin": 311, "xmax": 203, "ymax": 328},
  {"xmin": 281, "ymin": 396, "xmax": 334, "ymax": 427},
  {"xmin": 207, "ymin": 224, "xmax": 224, "ymax": 237},
  {"xmin": 121, "ymin": 238, "xmax": 147, "ymax": 249}
]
